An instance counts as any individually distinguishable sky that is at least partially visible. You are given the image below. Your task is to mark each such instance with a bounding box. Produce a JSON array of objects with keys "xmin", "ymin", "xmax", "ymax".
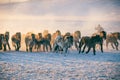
[{"xmin": 0, "ymin": 0, "xmax": 120, "ymax": 36}]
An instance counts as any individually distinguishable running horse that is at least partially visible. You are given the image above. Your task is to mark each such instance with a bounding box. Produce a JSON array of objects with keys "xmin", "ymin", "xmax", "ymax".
[
  {"xmin": 53, "ymin": 32, "xmax": 73, "ymax": 55},
  {"xmin": 0, "ymin": 32, "xmax": 11, "ymax": 51},
  {"xmin": 4, "ymin": 32, "xmax": 11, "ymax": 50},
  {"xmin": 11, "ymin": 32, "xmax": 21, "ymax": 51},
  {"xmin": 73, "ymin": 31, "xmax": 81, "ymax": 50},
  {"xmin": 79, "ymin": 31, "xmax": 106, "ymax": 55},
  {"xmin": 106, "ymin": 32, "xmax": 120, "ymax": 50},
  {"xmin": 0, "ymin": 34, "xmax": 7, "ymax": 51},
  {"xmin": 25, "ymin": 32, "xmax": 36, "ymax": 52}
]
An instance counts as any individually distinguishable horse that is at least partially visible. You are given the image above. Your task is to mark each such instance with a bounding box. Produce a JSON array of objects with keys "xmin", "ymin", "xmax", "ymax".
[
  {"xmin": 106, "ymin": 32, "xmax": 120, "ymax": 50},
  {"xmin": 35, "ymin": 33, "xmax": 44, "ymax": 51},
  {"xmin": 11, "ymin": 32, "xmax": 21, "ymax": 51},
  {"xmin": 112, "ymin": 32, "xmax": 120, "ymax": 40},
  {"xmin": 79, "ymin": 31, "xmax": 106, "ymax": 55},
  {"xmin": 0, "ymin": 34, "xmax": 3, "ymax": 50},
  {"xmin": 53, "ymin": 32, "xmax": 73, "ymax": 55},
  {"xmin": 0, "ymin": 34, "xmax": 7, "ymax": 51},
  {"xmin": 42, "ymin": 33, "xmax": 52, "ymax": 52},
  {"xmin": 73, "ymin": 30, "xmax": 81, "ymax": 50},
  {"xmin": 5, "ymin": 32, "xmax": 11, "ymax": 50},
  {"xmin": 0, "ymin": 32, "xmax": 11, "ymax": 51},
  {"xmin": 35, "ymin": 33, "xmax": 52, "ymax": 52},
  {"xmin": 25, "ymin": 32, "xmax": 36, "ymax": 52},
  {"xmin": 51, "ymin": 30, "xmax": 62, "ymax": 48}
]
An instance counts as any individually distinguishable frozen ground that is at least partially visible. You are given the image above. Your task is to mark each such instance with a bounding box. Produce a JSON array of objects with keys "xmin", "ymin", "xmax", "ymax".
[{"xmin": 0, "ymin": 49, "xmax": 120, "ymax": 80}]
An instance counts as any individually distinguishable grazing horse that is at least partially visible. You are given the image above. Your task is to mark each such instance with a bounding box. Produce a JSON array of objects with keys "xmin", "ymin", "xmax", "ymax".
[
  {"xmin": 79, "ymin": 31, "xmax": 106, "ymax": 55},
  {"xmin": 11, "ymin": 32, "xmax": 21, "ymax": 51},
  {"xmin": 106, "ymin": 32, "xmax": 120, "ymax": 50},
  {"xmin": 25, "ymin": 32, "xmax": 36, "ymax": 52},
  {"xmin": 73, "ymin": 30, "xmax": 81, "ymax": 50}
]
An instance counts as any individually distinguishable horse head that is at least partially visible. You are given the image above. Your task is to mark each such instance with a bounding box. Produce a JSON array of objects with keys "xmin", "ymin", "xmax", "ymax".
[
  {"xmin": 100, "ymin": 31, "xmax": 107, "ymax": 40},
  {"xmin": 16, "ymin": 32, "xmax": 21, "ymax": 41}
]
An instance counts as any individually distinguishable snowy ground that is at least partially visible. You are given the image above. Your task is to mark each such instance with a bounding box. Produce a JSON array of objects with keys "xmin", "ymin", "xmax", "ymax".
[{"xmin": 0, "ymin": 49, "xmax": 120, "ymax": 80}]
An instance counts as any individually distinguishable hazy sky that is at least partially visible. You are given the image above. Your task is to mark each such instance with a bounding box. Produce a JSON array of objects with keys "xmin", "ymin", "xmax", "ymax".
[{"xmin": 0, "ymin": 0, "xmax": 120, "ymax": 35}]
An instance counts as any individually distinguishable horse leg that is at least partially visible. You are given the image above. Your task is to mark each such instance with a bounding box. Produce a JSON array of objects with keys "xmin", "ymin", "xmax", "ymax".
[
  {"xmin": 49, "ymin": 43, "xmax": 52, "ymax": 51},
  {"xmin": 111, "ymin": 43, "xmax": 115, "ymax": 49},
  {"xmin": 100, "ymin": 43, "xmax": 103, "ymax": 53},
  {"xmin": 82, "ymin": 44, "xmax": 86, "ymax": 53},
  {"xmin": 116, "ymin": 42, "xmax": 119, "ymax": 50},
  {"xmin": 25, "ymin": 43, "xmax": 28, "ymax": 52},
  {"xmin": 26, "ymin": 46, "xmax": 28, "ymax": 52},
  {"xmin": 78, "ymin": 41, "xmax": 83, "ymax": 53},
  {"xmin": 106, "ymin": 40, "xmax": 109, "ymax": 50},
  {"xmin": 16, "ymin": 43, "xmax": 18, "ymax": 51},
  {"xmin": 0, "ymin": 44, "xmax": 2, "ymax": 50},
  {"xmin": 37, "ymin": 44, "xmax": 41, "ymax": 52},
  {"xmin": 93, "ymin": 45, "xmax": 96, "ymax": 55},
  {"xmin": 43, "ymin": 44, "xmax": 45, "ymax": 52},
  {"xmin": 75, "ymin": 41, "xmax": 78, "ymax": 50},
  {"xmin": 3, "ymin": 44, "xmax": 6, "ymax": 51},
  {"xmin": 7, "ymin": 41, "xmax": 11, "ymax": 50},
  {"xmin": 46, "ymin": 44, "xmax": 48, "ymax": 52},
  {"xmin": 29, "ymin": 46, "xmax": 32, "ymax": 52},
  {"xmin": 63, "ymin": 48, "xmax": 68, "ymax": 56},
  {"xmin": 86, "ymin": 46, "xmax": 91, "ymax": 54},
  {"xmin": 52, "ymin": 43, "xmax": 57, "ymax": 52},
  {"xmin": 114, "ymin": 42, "xmax": 119, "ymax": 50}
]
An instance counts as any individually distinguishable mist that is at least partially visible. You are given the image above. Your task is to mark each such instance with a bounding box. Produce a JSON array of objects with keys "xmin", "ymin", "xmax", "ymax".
[{"xmin": 0, "ymin": 0, "xmax": 120, "ymax": 36}]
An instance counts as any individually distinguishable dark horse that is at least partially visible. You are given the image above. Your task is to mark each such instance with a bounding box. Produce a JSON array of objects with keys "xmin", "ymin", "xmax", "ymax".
[
  {"xmin": 106, "ymin": 32, "xmax": 120, "ymax": 50},
  {"xmin": 79, "ymin": 31, "xmax": 106, "ymax": 55},
  {"xmin": 35, "ymin": 33, "xmax": 52, "ymax": 52},
  {"xmin": 4, "ymin": 32, "xmax": 11, "ymax": 50},
  {"xmin": 11, "ymin": 32, "xmax": 21, "ymax": 51},
  {"xmin": 0, "ymin": 32, "xmax": 11, "ymax": 51},
  {"xmin": 0, "ymin": 34, "xmax": 7, "ymax": 51}
]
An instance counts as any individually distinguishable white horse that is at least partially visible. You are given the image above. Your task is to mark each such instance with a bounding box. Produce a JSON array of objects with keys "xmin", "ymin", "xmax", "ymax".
[{"xmin": 53, "ymin": 34, "xmax": 73, "ymax": 56}]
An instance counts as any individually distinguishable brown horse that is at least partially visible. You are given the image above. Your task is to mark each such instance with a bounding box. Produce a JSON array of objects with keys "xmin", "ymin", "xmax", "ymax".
[
  {"xmin": 25, "ymin": 32, "xmax": 36, "ymax": 52},
  {"xmin": 35, "ymin": 33, "xmax": 52, "ymax": 52},
  {"xmin": 79, "ymin": 31, "xmax": 106, "ymax": 55},
  {"xmin": 73, "ymin": 30, "xmax": 81, "ymax": 50},
  {"xmin": 43, "ymin": 33, "xmax": 52, "ymax": 52},
  {"xmin": 11, "ymin": 32, "xmax": 21, "ymax": 51},
  {"xmin": 35, "ymin": 33, "xmax": 44, "ymax": 51},
  {"xmin": 106, "ymin": 32, "xmax": 120, "ymax": 50}
]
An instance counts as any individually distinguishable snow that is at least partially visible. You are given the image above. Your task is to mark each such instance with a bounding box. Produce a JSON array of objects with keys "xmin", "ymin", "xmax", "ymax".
[{"xmin": 0, "ymin": 50, "xmax": 120, "ymax": 80}]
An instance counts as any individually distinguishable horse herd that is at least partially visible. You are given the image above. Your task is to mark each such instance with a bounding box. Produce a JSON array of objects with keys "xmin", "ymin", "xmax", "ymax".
[{"xmin": 0, "ymin": 30, "xmax": 120, "ymax": 55}]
